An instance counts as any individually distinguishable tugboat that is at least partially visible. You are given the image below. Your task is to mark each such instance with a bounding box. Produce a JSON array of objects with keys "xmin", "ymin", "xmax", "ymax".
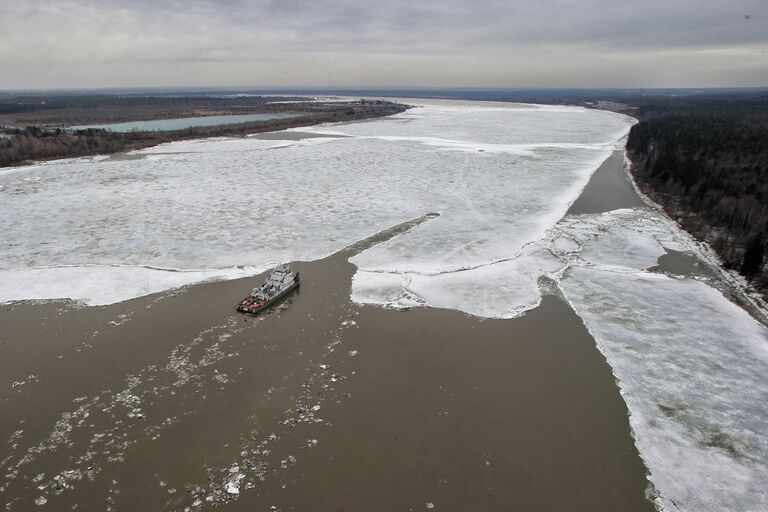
[{"xmin": 237, "ymin": 264, "xmax": 300, "ymax": 314}]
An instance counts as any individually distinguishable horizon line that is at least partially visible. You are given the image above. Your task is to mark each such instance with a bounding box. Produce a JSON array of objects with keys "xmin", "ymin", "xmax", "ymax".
[{"xmin": 2, "ymin": 85, "xmax": 768, "ymax": 95}]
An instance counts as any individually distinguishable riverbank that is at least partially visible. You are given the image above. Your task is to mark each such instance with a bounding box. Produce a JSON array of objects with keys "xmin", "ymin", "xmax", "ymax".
[
  {"xmin": 624, "ymin": 149, "xmax": 768, "ymax": 326},
  {"xmin": 586, "ymin": 97, "xmax": 768, "ymax": 323},
  {"xmin": 625, "ymin": 97, "xmax": 767, "ymax": 297}
]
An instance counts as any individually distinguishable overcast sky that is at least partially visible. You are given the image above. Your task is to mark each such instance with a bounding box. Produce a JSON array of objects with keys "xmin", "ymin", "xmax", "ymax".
[{"xmin": 1, "ymin": 0, "xmax": 766, "ymax": 89}]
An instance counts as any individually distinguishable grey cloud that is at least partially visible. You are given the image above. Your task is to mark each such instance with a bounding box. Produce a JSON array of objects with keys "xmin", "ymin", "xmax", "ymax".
[
  {"xmin": 15, "ymin": 0, "xmax": 766, "ymax": 50},
  {"xmin": 0, "ymin": 0, "xmax": 766, "ymax": 88}
]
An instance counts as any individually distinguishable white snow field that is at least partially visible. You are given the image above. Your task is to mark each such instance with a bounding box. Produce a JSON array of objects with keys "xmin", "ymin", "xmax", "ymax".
[{"xmin": 2, "ymin": 99, "xmax": 767, "ymax": 511}]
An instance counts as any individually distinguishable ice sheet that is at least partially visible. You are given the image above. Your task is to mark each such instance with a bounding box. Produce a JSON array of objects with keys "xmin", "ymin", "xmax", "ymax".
[
  {"xmin": 560, "ymin": 268, "xmax": 768, "ymax": 512},
  {"xmin": 539, "ymin": 206, "xmax": 768, "ymax": 512},
  {"xmin": 0, "ymin": 99, "xmax": 632, "ymax": 305},
  {"xmin": 0, "ymin": 265, "xmax": 269, "ymax": 306}
]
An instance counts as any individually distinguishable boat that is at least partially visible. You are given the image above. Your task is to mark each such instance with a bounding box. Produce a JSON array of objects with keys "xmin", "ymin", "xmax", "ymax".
[{"xmin": 237, "ymin": 264, "xmax": 300, "ymax": 314}]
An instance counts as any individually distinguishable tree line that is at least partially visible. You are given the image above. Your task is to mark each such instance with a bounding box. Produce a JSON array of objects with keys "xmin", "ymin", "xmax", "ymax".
[{"xmin": 626, "ymin": 94, "xmax": 768, "ymax": 293}]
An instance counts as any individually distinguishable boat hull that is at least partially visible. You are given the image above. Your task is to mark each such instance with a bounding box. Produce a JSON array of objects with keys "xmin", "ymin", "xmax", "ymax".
[{"xmin": 236, "ymin": 279, "xmax": 299, "ymax": 314}]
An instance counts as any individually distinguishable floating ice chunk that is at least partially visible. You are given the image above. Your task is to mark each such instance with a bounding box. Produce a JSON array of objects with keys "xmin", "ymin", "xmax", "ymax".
[
  {"xmin": 224, "ymin": 481, "xmax": 239, "ymax": 495},
  {"xmin": 551, "ymin": 236, "xmax": 580, "ymax": 255},
  {"xmin": 552, "ymin": 208, "xmax": 689, "ymax": 271},
  {"xmin": 350, "ymin": 271, "xmax": 411, "ymax": 307},
  {"xmin": 579, "ymin": 226, "xmax": 665, "ymax": 270},
  {"xmin": 408, "ymin": 250, "xmax": 562, "ymax": 318}
]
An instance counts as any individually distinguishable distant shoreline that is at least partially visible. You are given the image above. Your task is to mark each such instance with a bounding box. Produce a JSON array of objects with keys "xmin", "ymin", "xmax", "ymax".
[{"xmin": 0, "ymin": 98, "xmax": 409, "ymax": 168}]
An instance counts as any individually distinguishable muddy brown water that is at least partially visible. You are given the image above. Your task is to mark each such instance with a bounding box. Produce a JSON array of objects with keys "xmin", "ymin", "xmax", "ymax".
[
  {"xmin": 0, "ymin": 157, "xmax": 656, "ymax": 511},
  {"xmin": 567, "ymin": 150, "xmax": 643, "ymax": 216}
]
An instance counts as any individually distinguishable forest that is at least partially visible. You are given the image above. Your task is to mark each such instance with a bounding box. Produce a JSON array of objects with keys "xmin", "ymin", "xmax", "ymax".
[{"xmin": 626, "ymin": 93, "xmax": 768, "ymax": 293}]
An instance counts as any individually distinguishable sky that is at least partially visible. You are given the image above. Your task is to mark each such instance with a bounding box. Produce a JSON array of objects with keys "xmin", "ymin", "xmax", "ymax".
[{"xmin": 1, "ymin": 0, "xmax": 767, "ymax": 89}]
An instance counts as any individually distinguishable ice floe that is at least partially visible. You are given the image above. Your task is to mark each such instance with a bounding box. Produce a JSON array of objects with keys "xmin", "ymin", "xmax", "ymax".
[
  {"xmin": 560, "ymin": 268, "xmax": 768, "ymax": 512},
  {"xmin": 0, "ymin": 265, "xmax": 269, "ymax": 306},
  {"xmin": 352, "ymin": 244, "xmax": 563, "ymax": 317}
]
